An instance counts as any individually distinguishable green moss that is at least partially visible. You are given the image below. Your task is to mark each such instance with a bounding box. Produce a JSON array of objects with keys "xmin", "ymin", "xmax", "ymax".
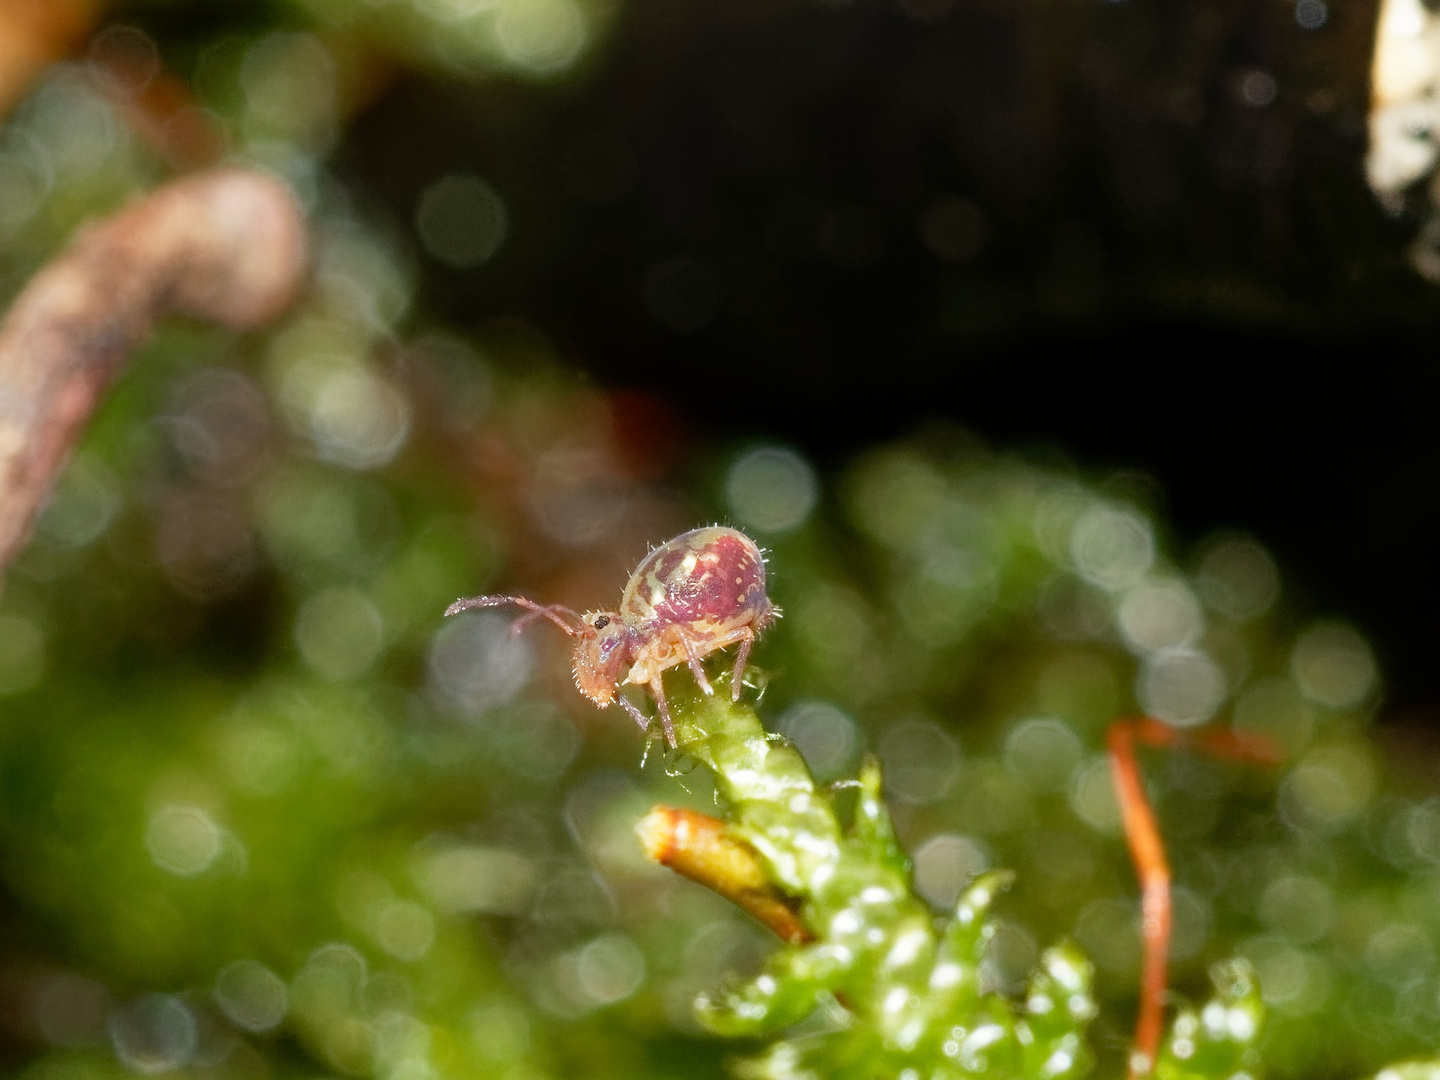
[{"xmin": 660, "ymin": 687, "xmax": 1282, "ymax": 1080}]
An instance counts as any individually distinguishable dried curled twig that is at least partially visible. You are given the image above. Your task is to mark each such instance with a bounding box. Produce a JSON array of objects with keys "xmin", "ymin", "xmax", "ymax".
[{"xmin": 0, "ymin": 168, "xmax": 308, "ymax": 572}]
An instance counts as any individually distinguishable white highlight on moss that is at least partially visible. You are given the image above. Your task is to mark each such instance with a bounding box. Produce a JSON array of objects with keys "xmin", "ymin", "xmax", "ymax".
[
  {"xmin": 885, "ymin": 927, "xmax": 930, "ymax": 969},
  {"xmin": 931, "ymin": 962, "xmax": 963, "ymax": 990},
  {"xmin": 883, "ymin": 986, "xmax": 910, "ymax": 1015}
]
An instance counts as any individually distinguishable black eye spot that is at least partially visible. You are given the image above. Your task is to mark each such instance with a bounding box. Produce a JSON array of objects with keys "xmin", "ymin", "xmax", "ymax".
[{"xmin": 594, "ymin": 616, "xmax": 610, "ymax": 629}]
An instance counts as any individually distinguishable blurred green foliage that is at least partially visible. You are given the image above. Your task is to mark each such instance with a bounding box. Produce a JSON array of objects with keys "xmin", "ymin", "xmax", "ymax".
[{"xmin": 0, "ymin": 6, "xmax": 1438, "ymax": 1080}]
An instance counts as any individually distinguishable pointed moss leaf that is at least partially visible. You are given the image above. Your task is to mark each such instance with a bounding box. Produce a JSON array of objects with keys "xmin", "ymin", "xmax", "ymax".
[
  {"xmin": 698, "ymin": 943, "xmax": 850, "ymax": 1036},
  {"xmin": 675, "ymin": 692, "xmax": 839, "ymax": 896},
  {"xmin": 1020, "ymin": 943, "xmax": 1098, "ymax": 1080},
  {"xmin": 1154, "ymin": 959, "xmax": 1264, "ymax": 1080},
  {"xmin": 737, "ymin": 997, "xmax": 1027, "ymax": 1080},
  {"xmin": 940, "ymin": 870, "xmax": 1016, "ymax": 966},
  {"xmin": 945, "ymin": 995, "xmax": 1025, "ymax": 1074},
  {"xmin": 1368, "ymin": 1063, "xmax": 1440, "ymax": 1080},
  {"xmin": 851, "ymin": 755, "xmax": 909, "ymax": 875}
]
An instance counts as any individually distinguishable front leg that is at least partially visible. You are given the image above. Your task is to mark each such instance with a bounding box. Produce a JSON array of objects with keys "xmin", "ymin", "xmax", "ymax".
[
  {"xmin": 650, "ymin": 672, "xmax": 677, "ymax": 748},
  {"xmin": 617, "ymin": 694, "xmax": 651, "ymax": 734}
]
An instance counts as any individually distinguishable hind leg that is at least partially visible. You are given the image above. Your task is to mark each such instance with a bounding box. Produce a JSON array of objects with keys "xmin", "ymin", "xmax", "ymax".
[{"xmin": 729, "ymin": 631, "xmax": 754, "ymax": 702}]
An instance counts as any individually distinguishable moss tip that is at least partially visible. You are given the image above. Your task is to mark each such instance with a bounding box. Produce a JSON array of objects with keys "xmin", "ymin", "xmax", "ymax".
[{"xmin": 636, "ymin": 806, "xmax": 677, "ymax": 864}]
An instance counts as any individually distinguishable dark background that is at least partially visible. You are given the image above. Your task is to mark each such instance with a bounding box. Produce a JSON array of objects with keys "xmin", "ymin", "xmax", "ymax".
[{"xmin": 232, "ymin": 0, "xmax": 1440, "ymax": 711}]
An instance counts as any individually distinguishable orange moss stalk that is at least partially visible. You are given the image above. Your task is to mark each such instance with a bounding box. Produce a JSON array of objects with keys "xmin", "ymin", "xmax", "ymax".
[{"xmin": 637, "ymin": 807, "xmax": 810, "ymax": 945}]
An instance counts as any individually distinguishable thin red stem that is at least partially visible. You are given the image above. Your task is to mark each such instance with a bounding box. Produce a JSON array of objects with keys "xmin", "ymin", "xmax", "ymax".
[
  {"xmin": 1107, "ymin": 716, "xmax": 1282, "ymax": 1079},
  {"xmin": 1108, "ymin": 719, "xmax": 1170, "ymax": 1080}
]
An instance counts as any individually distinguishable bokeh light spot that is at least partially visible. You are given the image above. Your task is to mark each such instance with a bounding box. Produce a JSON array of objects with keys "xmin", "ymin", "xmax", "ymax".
[
  {"xmin": 35, "ymin": 453, "xmax": 121, "ymax": 549},
  {"xmin": 89, "ymin": 25, "xmax": 160, "ymax": 98},
  {"xmin": 1070, "ymin": 505, "xmax": 1154, "ymax": 591},
  {"xmin": 145, "ymin": 805, "xmax": 223, "ymax": 877},
  {"xmin": 913, "ymin": 834, "xmax": 989, "ymax": 909},
  {"xmin": 1118, "ymin": 578, "xmax": 1203, "ymax": 653},
  {"xmin": 490, "ymin": 703, "xmax": 581, "ymax": 781},
  {"xmin": 296, "ymin": 588, "xmax": 386, "ymax": 681},
  {"xmin": 217, "ymin": 723, "xmax": 304, "ymax": 798},
  {"xmin": 215, "ymin": 960, "xmax": 288, "ymax": 1032},
  {"xmin": 574, "ymin": 933, "xmax": 646, "ymax": 1006},
  {"xmin": 1139, "ymin": 648, "xmax": 1225, "ymax": 728},
  {"xmin": 878, "ymin": 719, "xmax": 960, "ymax": 804},
  {"xmin": 374, "ymin": 900, "xmax": 436, "ymax": 961},
  {"xmin": 1259, "ymin": 875, "xmax": 1335, "ymax": 943},
  {"xmin": 1070, "ymin": 756, "xmax": 1121, "ymax": 833},
  {"xmin": 33, "ymin": 74, "xmax": 120, "ymax": 173},
  {"xmin": 725, "ymin": 446, "xmax": 819, "ymax": 534},
  {"xmin": 416, "ymin": 174, "xmax": 509, "ymax": 268},
  {"xmin": 109, "ymin": 995, "xmax": 197, "ymax": 1073},
  {"xmin": 309, "ymin": 369, "xmax": 412, "ymax": 470},
  {"xmin": 241, "ymin": 33, "xmax": 336, "ymax": 144},
  {"xmin": 847, "ymin": 451, "xmax": 946, "ymax": 550},
  {"xmin": 1291, "ymin": 622, "xmax": 1377, "ymax": 709},
  {"xmin": 1243, "ymin": 939, "xmax": 1316, "ymax": 1007},
  {"xmin": 779, "ymin": 700, "xmax": 858, "ymax": 782},
  {"xmin": 316, "ymin": 225, "xmax": 415, "ymax": 331},
  {"xmin": 1195, "ymin": 536, "xmax": 1280, "ymax": 622},
  {"xmin": 428, "ymin": 613, "xmax": 534, "ymax": 717},
  {"xmin": 1004, "ymin": 719, "xmax": 1083, "ymax": 793},
  {"xmin": 1407, "ymin": 799, "xmax": 1440, "ymax": 864},
  {"xmin": 1279, "ymin": 744, "xmax": 1377, "ymax": 832},
  {"xmin": 1295, "ymin": 0, "xmax": 1329, "ymax": 28},
  {"xmin": 1236, "ymin": 68, "xmax": 1278, "ymax": 108},
  {"xmin": 291, "ymin": 942, "xmax": 366, "ymax": 1021},
  {"xmin": 413, "ymin": 844, "xmax": 536, "ymax": 915},
  {"xmin": 167, "ymin": 369, "xmax": 271, "ymax": 486},
  {"xmin": 1366, "ymin": 923, "xmax": 1434, "ymax": 986},
  {"xmin": 494, "ymin": 0, "xmax": 588, "ymax": 73}
]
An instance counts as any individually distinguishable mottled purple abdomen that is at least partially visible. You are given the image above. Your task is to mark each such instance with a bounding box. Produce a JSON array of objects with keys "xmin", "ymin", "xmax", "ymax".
[{"xmin": 622, "ymin": 526, "xmax": 771, "ymax": 634}]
